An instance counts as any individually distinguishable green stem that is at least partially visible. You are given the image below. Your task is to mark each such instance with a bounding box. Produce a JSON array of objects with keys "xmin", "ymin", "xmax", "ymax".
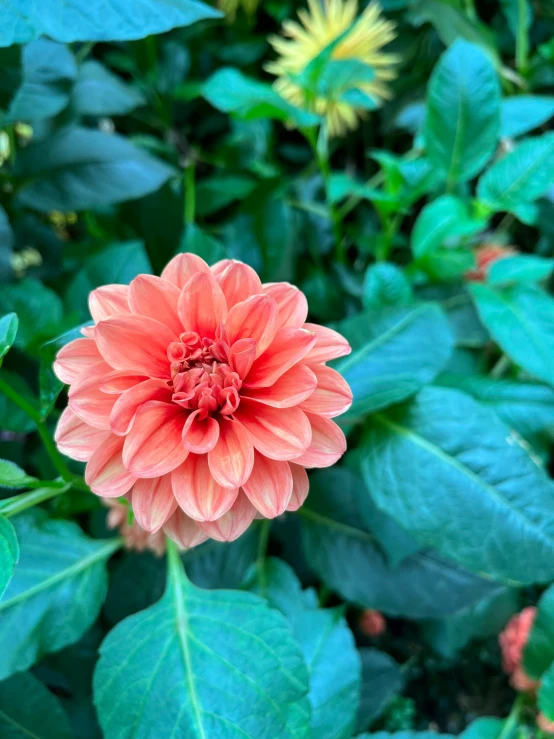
[
  {"xmin": 463, "ymin": 0, "xmax": 476, "ymax": 21},
  {"xmin": 184, "ymin": 161, "xmax": 196, "ymax": 226},
  {"xmin": 0, "ymin": 484, "xmax": 71, "ymax": 518},
  {"xmin": 75, "ymin": 41, "xmax": 95, "ymax": 64},
  {"xmin": 166, "ymin": 536, "xmax": 188, "ymax": 587},
  {"xmin": 499, "ymin": 694, "xmax": 524, "ymax": 739},
  {"xmin": 490, "ymin": 353, "xmax": 512, "ymax": 379},
  {"xmin": 256, "ymin": 519, "xmax": 271, "ymax": 595},
  {"xmin": 0, "ymin": 375, "xmax": 39, "ymax": 422},
  {"xmin": 515, "ymin": 0, "xmax": 529, "ymax": 76}
]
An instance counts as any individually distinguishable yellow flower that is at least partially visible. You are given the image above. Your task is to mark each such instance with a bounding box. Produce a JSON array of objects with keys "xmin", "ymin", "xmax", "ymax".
[
  {"xmin": 219, "ymin": 0, "xmax": 258, "ymax": 21},
  {"xmin": 267, "ymin": 0, "xmax": 398, "ymax": 137}
]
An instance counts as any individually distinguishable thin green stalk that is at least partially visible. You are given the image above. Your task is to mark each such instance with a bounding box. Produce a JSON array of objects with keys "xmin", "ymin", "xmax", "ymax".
[
  {"xmin": 184, "ymin": 161, "xmax": 196, "ymax": 226},
  {"xmin": 166, "ymin": 536, "xmax": 189, "ymax": 587},
  {"xmin": 490, "ymin": 354, "xmax": 512, "ymax": 379},
  {"xmin": 498, "ymin": 694, "xmax": 524, "ymax": 739},
  {"xmin": 257, "ymin": 519, "xmax": 271, "ymax": 595},
  {"xmin": 515, "ymin": 0, "xmax": 529, "ymax": 76},
  {"xmin": 0, "ymin": 484, "xmax": 71, "ymax": 518},
  {"xmin": 0, "ymin": 375, "xmax": 39, "ymax": 422}
]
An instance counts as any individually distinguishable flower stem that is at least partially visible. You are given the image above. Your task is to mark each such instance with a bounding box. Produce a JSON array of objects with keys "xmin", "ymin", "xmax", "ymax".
[
  {"xmin": 257, "ymin": 519, "xmax": 271, "ymax": 595},
  {"xmin": 166, "ymin": 536, "xmax": 189, "ymax": 587},
  {"xmin": 184, "ymin": 161, "xmax": 196, "ymax": 226},
  {"xmin": 0, "ymin": 484, "xmax": 72, "ymax": 518},
  {"xmin": 499, "ymin": 694, "xmax": 524, "ymax": 739},
  {"xmin": 515, "ymin": 0, "xmax": 529, "ymax": 76}
]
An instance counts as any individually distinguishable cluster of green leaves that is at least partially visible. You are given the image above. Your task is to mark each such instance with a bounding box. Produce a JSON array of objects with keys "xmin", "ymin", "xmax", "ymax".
[{"xmin": 2, "ymin": 0, "xmax": 554, "ymax": 737}]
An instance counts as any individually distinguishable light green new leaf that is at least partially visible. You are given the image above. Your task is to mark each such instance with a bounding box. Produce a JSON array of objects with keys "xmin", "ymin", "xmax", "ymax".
[
  {"xmin": 300, "ymin": 468, "xmax": 499, "ymax": 618},
  {"xmin": 361, "ymin": 386, "xmax": 554, "ymax": 584},
  {"xmin": 0, "ymin": 459, "xmax": 38, "ymax": 489},
  {"xmin": 355, "ymin": 649, "xmax": 402, "ymax": 733},
  {"xmin": 487, "ymin": 254, "xmax": 554, "ymax": 285},
  {"xmin": 0, "ymin": 670, "xmax": 72, "ymax": 739},
  {"xmin": 470, "ymin": 283, "xmax": 554, "ymax": 386},
  {"xmin": 426, "ymin": 40, "xmax": 500, "ymax": 187},
  {"xmin": 94, "ymin": 546, "xmax": 311, "ymax": 738},
  {"xmin": 412, "ymin": 196, "xmax": 486, "ymax": 259},
  {"xmin": 0, "ymin": 517, "xmax": 18, "ymax": 600},
  {"xmin": 335, "ymin": 303, "xmax": 454, "ymax": 420},
  {"xmin": 0, "ymin": 509, "xmax": 119, "ymax": 680},
  {"xmin": 15, "ymin": 127, "xmax": 175, "ymax": 212},
  {"xmin": 71, "ymin": 60, "xmax": 146, "ymax": 117},
  {"xmin": 0, "ymin": 0, "xmax": 220, "ymax": 46},
  {"xmin": 0, "ymin": 313, "xmax": 18, "ymax": 361},
  {"xmin": 523, "ymin": 584, "xmax": 554, "ymax": 680},
  {"xmin": 477, "ymin": 133, "xmax": 554, "ymax": 209},
  {"xmin": 501, "ymin": 96, "xmax": 554, "ymax": 139}
]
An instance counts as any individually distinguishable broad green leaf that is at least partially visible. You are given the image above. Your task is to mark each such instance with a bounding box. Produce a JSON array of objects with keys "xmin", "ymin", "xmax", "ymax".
[
  {"xmin": 0, "ymin": 279, "xmax": 62, "ymax": 352},
  {"xmin": 0, "ymin": 0, "xmax": 220, "ymax": 46},
  {"xmin": 361, "ymin": 731, "xmax": 453, "ymax": 739},
  {"xmin": 328, "ymin": 173, "xmax": 394, "ymax": 206},
  {"xmin": 0, "ymin": 370, "xmax": 36, "ymax": 433},
  {"xmin": 0, "ymin": 509, "xmax": 119, "ymax": 680},
  {"xmin": 195, "ymin": 173, "xmax": 257, "ymax": 217},
  {"xmin": 71, "ymin": 60, "xmax": 145, "ymax": 117},
  {"xmin": 477, "ymin": 133, "xmax": 554, "ymax": 209},
  {"xmin": 412, "ymin": 196, "xmax": 486, "ymax": 260},
  {"xmin": 335, "ymin": 303, "xmax": 454, "ymax": 420},
  {"xmin": 0, "ymin": 517, "xmax": 18, "ymax": 600},
  {"xmin": 362, "ymin": 263, "xmax": 413, "ymax": 310},
  {"xmin": 0, "ymin": 459, "xmax": 38, "ymax": 489},
  {"xmin": 15, "ymin": 126, "xmax": 175, "ymax": 212},
  {"xmin": 361, "ymin": 386, "xmax": 554, "ymax": 585},
  {"xmin": 0, "ymin": 313, "xmax": 18, "ymax": 361},
  {"xmin": 488, "ymin": 254, "xmax": 554, "ymax": 285},
  {"xmin": 300, "ymin": 468, "xmax": 500, "ymax": 618},
  {"xmin": 425, "ymin": 40, "xmax": 500, "ymax": 187},
  {"xmin": 0, "ymin": 670, "xmax": 72, "ymax": 739},
  {"xmin": 539, "ymin": 663, "xmax": 554, "ymax": 720},
  {"xmin": 203, "ymin": 67, "xmax": 319, "ymax": 127},
  {"xmin": 244, "ymin": 557, "xmax": 310, "ymax": 620},
  {"xmin": 523, "ymin": 584, "xmax": 554, "ymax": 680},
  {"xmin": 180, "ymin": 223, "xmax": 226, "ymax": 264},
  {"xmin": 435, "ymin": 374, "xmax": 554, "ymax": 439},
  {"xmin": 355, "ymin": 649, "xmax": 402, "ymax": 733},
  {"xmin": 470, "ymin": 283, "xmax": 554, "ymax": 385},
  {"xmin": 3, "ymin": 39, "xmax": 76, "ymax": 124},
  {"xmin": 501, "ymin": 96, "xmax": 554, "ymax": 138},
  {"xmin": 94, "ymin": 548, "xmax": 311, "ymax": 738},
  {"xmin": 460, "ymin": 718, "xmax": 514, "ymax": 739}
]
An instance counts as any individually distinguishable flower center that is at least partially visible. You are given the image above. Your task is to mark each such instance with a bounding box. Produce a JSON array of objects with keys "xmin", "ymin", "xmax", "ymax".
[{"xmin": 167, "ymin": 332, "xmax": 242, "ymax": 417}]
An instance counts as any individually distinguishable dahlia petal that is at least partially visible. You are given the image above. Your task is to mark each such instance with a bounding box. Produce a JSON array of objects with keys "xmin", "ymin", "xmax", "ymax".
[
  {"xmin": 128, "ymin": 274, "xmax": 182, "ymax": 335},
  {"xmin": 182, "ymin": 410, "xmax": 220, "ymax": 454},
  {"xmin": 110, "ymin": 379, "xmax": 173, "ymax": 436},
  {"xmin": 68, "ymin": 362, "xmax": 116, "ymax": 430},
  {"xmin": 225, "ymin": 295, "xmax": 279, "ymax": 357},
  {"xmin": 81, "ymin": 326, "xmax": 96, "ymax": 339},
  {"xmin": 228, "ymin": 338, "xmax": 257, "ymax": 378},
  {"xmin": 303, "ymin": 323, "xmax": 351, "ymax": 363},
  {"xmin": 242, "ymin": 363, "xmax": 317, "ymax": 408},
  {"xmin": 287, "ymin": 463, "xmax": 309, "ymax": 511},
  {"xmin": 242, "ymin": 451, "xmax": 293, "ymax": 518},
  {"xmin": 161, "ymin": 253, "xmax": 211, "ymax": 289},
  {"xmin": 89, "ymin": 285, "xmax": 130, "ymax": 323},
  {"xmin": 163, "ymin": 507, "xmax": 209, "ymax": 548},
  {"xmin": 233, "ymin": 399, "xmax": 312, "ymax": 461},
  {"xmin": 85, "ymin": 434, "xmax": 137, "ymax": 497},
  {"xmin": 211, "ymin": 260, "xmax": 264, "ymax": 308},
  {"xmin": 177, "ymin": 272, "xmax": 227, "ymax": 338},
  {"xmin": 294, "ymin": 412, "xmax": 346, "ymax": 468},
  {"xmin": 96, "ymin": 315, "xmax": 178, "ymax": 379},
  {"xmin": 53, "ymin": 338, "xmax": 102, "ymax": 385},
  {"xmin": 172, "ymin": 454, "xmax": 239, "ymax": 521},
  {"xmin": 99, "ymin": 370, "xmax": 149, "ymax": 394},
  {"xmin": 208, "ymin": 418, "xmax": 254, "ymax": 489},
  {"xmin": 263, "ymin": 283, "xmax": 308, "ymax": 328},
  {"xmin": 123, "ymin": 401, "xmax": 188, "ymax": 478},
  {"xmin": 244, "ymin": 327, "xmax": 317, "ymax": 388},
  {"xmin": 299, "ymin": 364, "xmax": 353, "ymax": 418},
  {"xmin": 131, "ymin": 474, "xmax": 177, "ymax": 533},
  {"xmin": 55, "ymin": 407, "xmax": 109, "ymax": 462},
  {"xmin": 197, "ymin": 490, "xmax": 257, "ymax": 542}
]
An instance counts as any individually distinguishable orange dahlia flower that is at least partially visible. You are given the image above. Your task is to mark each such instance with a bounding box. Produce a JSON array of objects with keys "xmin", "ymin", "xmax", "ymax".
[{"xmin": 54, "ymin": 255, "xmax": 352, "ymax": 547}]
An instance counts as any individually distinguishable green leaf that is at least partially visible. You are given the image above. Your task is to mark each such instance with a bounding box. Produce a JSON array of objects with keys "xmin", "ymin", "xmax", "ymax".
[
  {"xmin": 3, "ymin": 39, "xmax": 76, "ymax": 124},
  {"xmin": 94, "ymin": 547, "xmax": 311, "ymax": 738},
  {"xmin": 523, "ymin": 584, "xmax": 554, "ymax": 680},
  {"xmin": 360, "ymin": 730, "xmax": 453, "ymax": 739},
  {"xmin": 300, "ymin": 468, "xmax": 500, "ymax": 618},
  {"xmin": 539, "ymin": 662, "xmax": 554, "ymax": 720},
  {"xmin": 244, "ymin": 557, "xmax": 310, "ymax": 621},
  {"xmin": 501, "ymin": 96, "xmax": 554, "ymax": 139},
  {"xmin": 412, "ymin": 196, "xmax": 486, "ymax": 259},
  {"xmin": 335, "ymin": 303, "xmax": 454, "ymax": 420},
  {"xmin": 0, "ymin": 279, "xmax": 62, "ymax": 352},
  {"xmin": 0, "ymin": 370, "xmax": 36, "ymax": 433},
  {"xmin": 362, "ymin": 263, "xmax": 413, "ymax": 310},
  {"xmin": 355, "ymin": 649, "xmax": 402, "ymax": 733},
  {"xmin": 203, "ymin": 67, "xmax": 319, "ymax": 127},
  {"xmin": 477, "ymin": 133, "xmax": 554, "ymax": 209},
  {"xmin": 0, "ymin": 509, "xmax": 119, "ymax": 680},
  {"xmin": 425, "ymin": 40, "xmax": 500, "ymax": 187},
  {"xmin": 0, "ymin": 313, "xmax": 18, "ymax": 361},
  {"xmin": 0, "ymin": 670, "xmax": 73, "ymax": 739},
  {"xmin": 71, "ymin": 60, "xmax": 145, "ymax": 117},
  {"xmin": 0, "ymin": 459, "xmax": 38, "ymax": 489},
  {"xmin": 0, "ymin": 0, "xmax": 220, "ymax": 46},
  {"xmin": 361, "ymin": 386, "xmax": 554, "ymax": 585},
  {"xmin": 470, "ymin": 283, "xmax": 554, "ymax": 385},
  {"xmin": 0, "ymin": 517, "xmax": 18, "ymax": 600},
  {"xmin": 39, "ymin": 323, "xmax": 91, "ymax": 419},
  {"xmin": 487, "ymin": 254, "xmax": 554, "ymax": 285},
  {"xmin": 435, "ymin": 374, "xmax": 554, "ymax": 439},
  {"xmin": 179, "ymin": 223, "xmax": 226, "ymax": 264},
  {"xmin": 195, "ymin": 173, "xmax": 257, "ymax": 217},
  {"xmin": 460, "ymin": 718, "xmax": 514, "ymax": 739},
  {"xmin": 15, "ymin": 126, "xmax": 175, "ymax": 212}
]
